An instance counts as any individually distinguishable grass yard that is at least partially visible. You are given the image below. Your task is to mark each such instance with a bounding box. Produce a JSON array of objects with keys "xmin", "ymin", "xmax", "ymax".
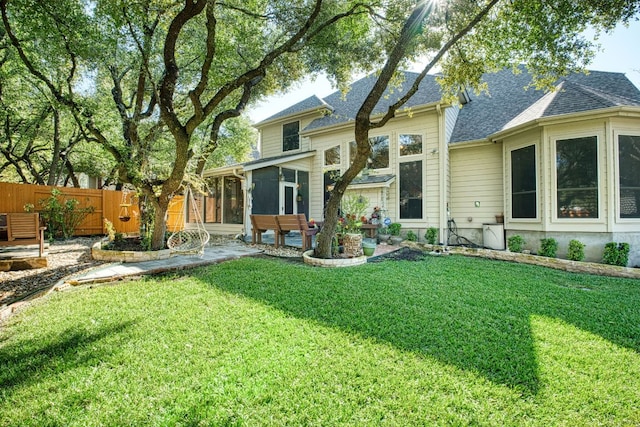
[{"xmin": 1, "ymin": 255, "xmax": 639, "ymax": 426}]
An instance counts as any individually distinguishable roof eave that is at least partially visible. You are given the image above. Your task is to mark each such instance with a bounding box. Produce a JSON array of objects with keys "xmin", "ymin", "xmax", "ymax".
[
  {"xmin": 254, "ymin": 106, "xmax": 333, "ymax": 128},
  {"xmin": 490, "ymin": 105, "xmax": 640, "ymax": 141},
  {"xmin": 242, "ymin": 151, "xmax": 316, "ymax": 172},
  {"xmin": 301, "ymin": 101, "xmax": 443, "ymax": 137}
]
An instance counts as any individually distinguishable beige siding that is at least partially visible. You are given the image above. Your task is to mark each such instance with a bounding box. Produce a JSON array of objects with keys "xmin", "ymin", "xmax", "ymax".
[
  {"xmin": 305, "ymin": 111, "xmax": 443, "ymax": 235},
  {"xmin": 444, "ymin": 105, "xmax": 459, "ymax": 143},
  {"xmin": 259, "ymin": 116, "xmax": 318, "ymax": 159},
  {"xmin": 502, "ymin": 129, "xmax": 543, "ymax": 232},
  {"xmin": 450, "ymin": 143, "xmax": 504, "ymax": 229},
  {"xmin": 542, "ymin": 121, "xmax": 608, "ymax": 233}
]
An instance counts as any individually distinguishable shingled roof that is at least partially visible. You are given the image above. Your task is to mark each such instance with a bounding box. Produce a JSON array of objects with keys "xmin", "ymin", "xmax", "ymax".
[
  {"xmin": 256, "ymin": 95, "xmax": 331, "ymax": 125},
  {"xmin": 450, "ymin": 67, "xmax": 640, "ymax": 143},
  {"xmin": 305, "ymin": 72, "xmax": 443, "ymax": 131},
  {"xmin": 258, "ymin": 67, "xmax": 640, "ymax": 143}
]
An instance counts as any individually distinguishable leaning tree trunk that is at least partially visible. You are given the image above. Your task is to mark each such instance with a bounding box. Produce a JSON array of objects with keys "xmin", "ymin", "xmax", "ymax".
[{"xmin": 149, "ymin": 198, "xmax": 169, "ymax": 251}]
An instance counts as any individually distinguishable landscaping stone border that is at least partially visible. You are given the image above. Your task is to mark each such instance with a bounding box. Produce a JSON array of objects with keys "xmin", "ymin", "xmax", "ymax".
[
  {"xmin": 404, "ymin": 242, "xmax": 640, "ymax": 279},
  {"xmin": 303, "ymin": 250, "xmax": 367, "ymax": 267}
]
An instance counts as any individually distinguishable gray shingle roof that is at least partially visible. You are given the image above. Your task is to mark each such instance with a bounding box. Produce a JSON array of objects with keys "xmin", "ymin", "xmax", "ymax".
[
  {"xmin": 258, "ymin": 67, "xmax": 640, "ymax": 144},
  {"xmin": 304, "ymin": 72, "xmax": 442, "ymax": 131},
  {"xmin": 450, "ymin": 67, "xmax": 640, "ymax": 143},
  {"xmin": 257, "ymin": 95, "xmax": 330, "ymax": 125}
]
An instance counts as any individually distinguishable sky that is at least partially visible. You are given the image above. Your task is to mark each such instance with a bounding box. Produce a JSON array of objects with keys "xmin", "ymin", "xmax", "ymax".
[{"xmin": 247, "ymin": 20, "xmax": 640, "ymax": 124}]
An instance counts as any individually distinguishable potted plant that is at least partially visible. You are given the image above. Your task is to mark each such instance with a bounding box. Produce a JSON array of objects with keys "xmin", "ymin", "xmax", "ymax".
[
  {"xmin": 377, "ymin": 226, "xmax": 391, "ymax": 244},
  {"xmin": 340, "ymin": 194, "xmax": 369, "ymax": 257},
  {"xmin": 388, "ymin": 222, "xmax": 403, "ymax": 245}
]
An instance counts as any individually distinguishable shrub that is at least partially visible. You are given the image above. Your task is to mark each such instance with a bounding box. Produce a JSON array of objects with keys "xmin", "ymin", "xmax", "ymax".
[
  {"xmin": 567, "ymin": 239, "xmax": 585, "ymax": 261},
  {"xmin": 33, "ymin": 188, "xmax": 95, "ymax": 240},
  {"xmin": 507, "ymin": 235, "xmax": 525, "ymax": 253},
  {"xmin": 603, "ymin": 242, "xmax": 630, "ymax": 267},
  {"xmin": 406, "ymin": 230, "xmax": 417, "ymax": 242},
  {"xmin": 425, "ymin": 227, "xmax": 438, "ymax": 245},
  {"xmin": 388, "ymin": 223, "xmax": 402, "ymax": 236},
  {"xmin": 539, "ymin": 238, "xmax": 558, "ymax": 258}
]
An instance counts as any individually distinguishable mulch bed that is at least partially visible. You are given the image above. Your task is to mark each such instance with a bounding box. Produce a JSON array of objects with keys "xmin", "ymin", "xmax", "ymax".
[{"xmin": 368, "ymin": 247, "xmax": 428, "ymax": 262}]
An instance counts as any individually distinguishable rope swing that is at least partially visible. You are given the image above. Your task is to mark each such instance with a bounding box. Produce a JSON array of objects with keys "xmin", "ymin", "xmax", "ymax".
[{"xmin": 167, "ymin": 187, "xmax": 210, "ymax": 255}]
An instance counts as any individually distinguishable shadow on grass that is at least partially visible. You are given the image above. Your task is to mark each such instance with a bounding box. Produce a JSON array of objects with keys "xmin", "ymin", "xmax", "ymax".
[
  {"xmin": 0, "ymin": 321, "xmax": 136, "ymax": 392},
  {"xmin": 200, "ymin": 256, "xmax": 640, "ymax": 396}
]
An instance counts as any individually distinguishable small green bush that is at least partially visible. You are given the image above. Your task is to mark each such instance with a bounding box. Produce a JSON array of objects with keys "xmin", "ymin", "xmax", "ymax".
[
  {"xmin": 425, "ymin": 227, "xmax": 438, "ymax": 245},
  {"xmin": 567, "ymin": 239, "xmax": 585, "ymax": 261},
  {"xmin": 539, "ymin": 238, "xmax": 558, "ymax": 258},
  {"xmin": 406, "ymin": 230, "xmax": 417, "ymax": 242},
  {"xmin": 32, "ymin": 188, "xmax": 95, "ymax": 240},
  {"xmin": 507, "ymin": 235, "xmax": 525, "ymax": 253},
  {"xmin": 388, "ymin": 223, "xmax": 402, "ymax": 236},
  {"xmin": 603, "ymin": 242, "xmax": 630, "ymax": 267}
]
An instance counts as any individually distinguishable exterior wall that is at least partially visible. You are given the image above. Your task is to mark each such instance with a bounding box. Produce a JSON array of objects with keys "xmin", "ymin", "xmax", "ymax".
[
  {"xmin": 499, "ymin": 116, "xmax": 640, "ymax": 266},
  {"xmin": 505, "ymin": 230, "xmax": 640, "ymax": 266},
  {"xmin": 259, "ymin": 115, "xmax": 318, "ymax": 159},
  {"xmin": 444, "ymin": 105, "xmax": 459, "ymax": 143},
  {"xmin": 305, "ymin": 110, "xmax": 443, "ymax": 237},
  {"xmin": 449, "ymin": 142, "xmax": 504, "ymax": 246}
]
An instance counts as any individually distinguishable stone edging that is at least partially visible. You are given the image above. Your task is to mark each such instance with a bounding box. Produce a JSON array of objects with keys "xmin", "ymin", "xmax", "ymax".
[
  {"xmin": 404, "ymin": 242, "xmax": 640, "ymax": 279},
  {"xmin": 303, "ymin": 250, "xmax": 367, "ymax": 267},
  {"xmin": 91, "ymin": 239, "xmax": 172, "ymax": 262}
]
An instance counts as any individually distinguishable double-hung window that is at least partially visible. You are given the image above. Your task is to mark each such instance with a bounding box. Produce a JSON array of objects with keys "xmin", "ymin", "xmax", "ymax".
[{"xmin": 282, "ymin": 121, "xmax": 299, "ymax": 152}]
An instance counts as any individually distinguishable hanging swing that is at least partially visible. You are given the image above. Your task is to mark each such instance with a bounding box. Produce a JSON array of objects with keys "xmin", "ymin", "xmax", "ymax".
[{"xmin": 167, "ymin": 187, "xmax": 210, "ymax": 255}]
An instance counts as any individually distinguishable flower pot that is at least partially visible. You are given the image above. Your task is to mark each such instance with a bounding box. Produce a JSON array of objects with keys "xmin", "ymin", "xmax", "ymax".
[
  {"xmin": 362, "ymin": 240, "xmax": 377, "ymax": 257},
  {"xmin": 378, "ymin": 234, "xmax": 390, "ymax": 244}
]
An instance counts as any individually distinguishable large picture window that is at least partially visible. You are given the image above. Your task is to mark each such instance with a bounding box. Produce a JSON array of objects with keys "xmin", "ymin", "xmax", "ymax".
[
  {"xmin": 282, "ymin": 121, "xmax": 299, "ymax": 152},
  {"xmin": 511, "ymin": 145, "xmax": 537, "ymax": 219},
  {"xmin": 399, "ymin": 161, "xmax": 423, "ymax": 219},
  {"xmin": 619, "ymin": 135, "xmax": 640, "ymax": 218},
  {"xmin": 556, "ymin": 136, "xmax": 598, "ymax": 218},
  {"xmin": 349, "ymin": 135, "xmax": 389, "ymax": 169}
]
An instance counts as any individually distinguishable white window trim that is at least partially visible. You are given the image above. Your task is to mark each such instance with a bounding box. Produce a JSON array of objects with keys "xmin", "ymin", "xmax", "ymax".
[
  {"xmin": 551, "ymin": 133, "xmax": 603, "ymax": 223},
  {"xmin": 323, "ymin": 145, "xmax": 341, "ymax": 167},
  {"xmin": 507, "ymin": 142, "xmax": 540, "ymax": 223},
  {"xmin": 614, "ymin": 130, "xmax": 640, "ymax": 223},
  {"xmin": 397, "ymin": 158, "xmax": 426, "ymax": 221},
  {"xmin": 282, "ymin": 121, "xmax": 301, "ymax": 153},
  {"xmin": 398, "ymin": 133, "xmax": 424, "ymax": 158}
]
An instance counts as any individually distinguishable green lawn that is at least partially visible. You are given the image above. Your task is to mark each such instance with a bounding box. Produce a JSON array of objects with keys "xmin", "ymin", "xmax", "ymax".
[{"xmin": 1, "ymin": 255, "xmax": 639, "ymax": 426}]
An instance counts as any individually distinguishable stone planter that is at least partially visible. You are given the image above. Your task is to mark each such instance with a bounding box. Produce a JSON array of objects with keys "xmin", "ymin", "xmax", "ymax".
[
  {"xmin": 378, "ymin": 234, "xmax": 391, "ymax": 244},
  {"xmin": 303, "ymin": 250, "xmax": 367, "ymax": 267},
  {"xmin": 343, "ymin": 233, "xmax": 363, "ymax": 257},
  {"xmin": 390, "ymin": 236, "xmax": 404, "ymax": 246},
  {"xmin": 91, "ymin": 239, "xmax": 172, "ymax": 263}
]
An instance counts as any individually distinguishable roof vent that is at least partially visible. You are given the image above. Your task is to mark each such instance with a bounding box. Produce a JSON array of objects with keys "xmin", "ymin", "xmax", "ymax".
[{"xmin": 458, "ymin": 87, "xmax": 471, "ymax": 105}]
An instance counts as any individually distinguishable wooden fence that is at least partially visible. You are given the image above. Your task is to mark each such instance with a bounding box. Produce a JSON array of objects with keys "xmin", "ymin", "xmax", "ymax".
[{"xmin": 0, "ymin": 182, "xmax": 184, "ymax": 236}]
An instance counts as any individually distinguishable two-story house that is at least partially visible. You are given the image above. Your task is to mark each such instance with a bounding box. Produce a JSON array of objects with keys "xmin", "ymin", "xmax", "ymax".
[{"xmin": 198, "ymin": 67, "xmax": 640, "ymax": 266}]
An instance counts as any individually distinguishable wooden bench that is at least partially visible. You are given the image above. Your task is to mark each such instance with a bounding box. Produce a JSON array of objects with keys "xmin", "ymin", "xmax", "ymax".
[
  {"xmin": 276, "ymin": 214, "xmax": 318, "ymax": 251},
  {"xmin": 249, "ymin": 214, "xmax": 281, "ymax": 247},
  {"xmin": 0, "ymin": 213, "xmax": 46, "ymax": 257}
]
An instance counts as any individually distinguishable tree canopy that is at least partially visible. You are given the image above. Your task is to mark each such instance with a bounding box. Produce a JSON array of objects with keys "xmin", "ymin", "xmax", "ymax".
[{"xmin": 2, "ymin": 0, "xmax": 639, "ymax": 252}]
